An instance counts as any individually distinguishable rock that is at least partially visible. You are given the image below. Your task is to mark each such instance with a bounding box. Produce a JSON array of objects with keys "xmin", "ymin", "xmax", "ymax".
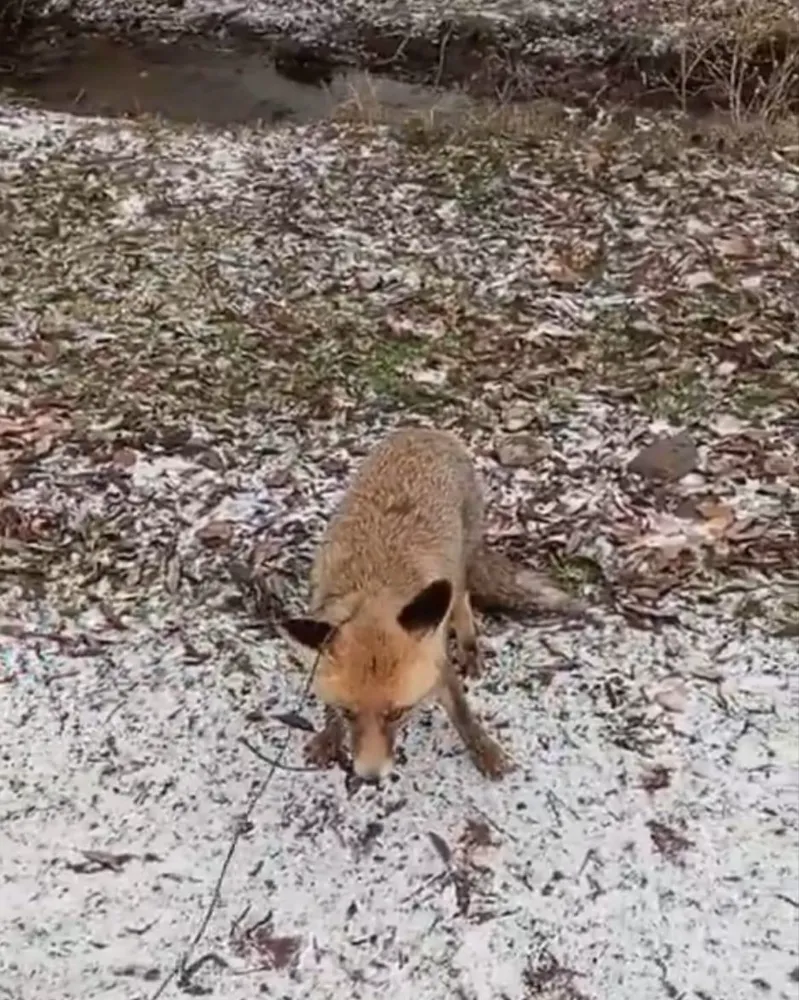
[
  {"xmin": 495, "ymin": 433, "xmax": 549, "ymax": 468},
  {"xmin": 628, "ymin": 431, "xmax": 697, "ymax": 482}
]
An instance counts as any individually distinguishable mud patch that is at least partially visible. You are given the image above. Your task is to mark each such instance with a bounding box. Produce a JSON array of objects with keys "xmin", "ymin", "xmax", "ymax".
[{"xmin": 0, "ymin": 33, "xmax": 469, "ymax": 125}]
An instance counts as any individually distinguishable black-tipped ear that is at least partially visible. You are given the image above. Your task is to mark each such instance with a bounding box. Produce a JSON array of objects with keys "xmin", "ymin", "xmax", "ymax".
[
  {"xmin": 397, "ymin": 579, "xmax": 452, "ymax": 635},
  {"xmin": 283, "ymin": 617, "xmax": 336, "ymax": 651}
]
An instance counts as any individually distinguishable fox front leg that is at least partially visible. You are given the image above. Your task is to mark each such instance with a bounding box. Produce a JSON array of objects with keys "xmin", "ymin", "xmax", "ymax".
[
  {"xmin": 436, "ymin": 664, "xmax": 513, "ymax": 780},
  {"xmin": 450, "ymin": 589, "xmax": 484, "ymax": 679},
  {"xmin": 304, "ymin": 704, "xmax": 345, "ymax": 769}
]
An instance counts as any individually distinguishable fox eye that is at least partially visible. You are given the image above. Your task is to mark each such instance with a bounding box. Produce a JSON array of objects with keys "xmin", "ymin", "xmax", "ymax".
[
  {"xmin": 338, "ymin": 707, "xmax": 356, "ymax": 721},
  {"xmin": 384, "ymin": 707, "xmax": 408, "ymax": 723}
]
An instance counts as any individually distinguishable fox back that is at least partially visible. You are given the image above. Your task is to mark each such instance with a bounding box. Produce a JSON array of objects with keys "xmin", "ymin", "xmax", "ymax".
[{"xmin": 283, "ymin": 427, "xmax": 484, "ymax": 778}]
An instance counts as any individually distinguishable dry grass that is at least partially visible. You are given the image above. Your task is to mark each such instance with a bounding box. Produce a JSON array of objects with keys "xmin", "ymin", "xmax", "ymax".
[
  {"xmin": 333, "ymin": 75, "xmax": 798, "ymax": 161},
  {"xmin": 331, "ymin": 0, "xmax": 798, "ymax": 147}
]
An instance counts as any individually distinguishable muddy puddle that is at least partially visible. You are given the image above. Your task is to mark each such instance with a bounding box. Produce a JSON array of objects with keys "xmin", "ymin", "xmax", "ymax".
[{"xmin": 0, "ymin": 34, "xmax": 470, "ymax": 126}]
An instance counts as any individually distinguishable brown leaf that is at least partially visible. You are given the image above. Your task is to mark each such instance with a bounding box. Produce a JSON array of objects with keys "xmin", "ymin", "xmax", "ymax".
[
  {"xmin": 715, "ymin": 234, "xmax": 754, "ymax": 259},
  {"xmin": 453, "ymin": 869, "xmax": 472, "ymax": 916},
  {"xmin": 67, "ymin": 850, "xmax": 136, "ymax": 873},
  {"xmin": 650, "ymin": 677, "xmax": 689, "ymax": 713},
  {"xmin": 33, "ymin": 434, "xmax": 56, "ymax": 458},
  {"xmin": 112, "ymin": 448, "xmax": 138, "ymax": 468},
  {"xmin": 640, "ymin": 764, "xmax": 672, "ymax": 794},
  {"xmin": 694, "ymin": 500, "xmax": 736, "ymax": 538},
  {"xmin": 164, "ymin": 552, "xmax": 182, "ymax": 594},
  {"xmin": 196, "ymin": 519, "xmax": 234, "ymax": 546},
  {"xmin": 248, "ymin": 931, "xmax": 301, "ymax": 970},
  {"xmin": 647, "ymin": 820, "xmax": 694, "ymax": 865},
  {"xmin": 495, "ymin": 433, "xmax": 550, "ymax": 468},
  {"xmin": 274, "ymin": 711, "xmax": 316, "ymax": 733},
  {"xmin": 428, "ymin": 831, "xmax": 452, "ymax": 865},
  {"xmin": 251, "ymin": 537, "xmax": 281, "ymax": 566},
  {"xmin": 763, "ymin": 453, "xmax": 796, "ymax": 478},
  {"xmin": 460, "ymin": 818, "xmax": 493, "ymax": 849}
]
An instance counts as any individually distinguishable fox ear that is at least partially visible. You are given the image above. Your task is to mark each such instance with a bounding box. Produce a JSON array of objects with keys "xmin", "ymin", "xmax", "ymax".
[
  {"xmin": 282, "ymin": 617, "xmax": 337, "ymax": 652},
  {"xmin": 397, "ymin": 579, "xmax": 452, "ymax": 635}
]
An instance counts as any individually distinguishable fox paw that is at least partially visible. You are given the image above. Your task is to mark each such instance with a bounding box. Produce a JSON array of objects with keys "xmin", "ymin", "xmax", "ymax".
[
  {"xmin": 457, "ymin": 639, "xmax": 485, "ymax": 679},
  {"xmin": 304, "ymin": 728, "xmax": 344, "ymax": 769},
  {"xmin": 471, "ymin": 734, "xmax": 514, "ymax": 781}
]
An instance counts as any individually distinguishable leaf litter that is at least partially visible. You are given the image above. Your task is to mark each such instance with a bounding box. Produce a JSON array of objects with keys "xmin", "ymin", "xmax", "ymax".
[{"xmin": 0, "ymin": 99, "xmax": 798, "ymax": 1000}]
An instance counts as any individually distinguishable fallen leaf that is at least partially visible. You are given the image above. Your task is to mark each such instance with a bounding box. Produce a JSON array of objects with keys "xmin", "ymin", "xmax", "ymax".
[
  {"xmin": 112, "ymin": 448, "xmax": 138, "ymax": 468},
  {"xmin": 502, "ymin": 402, "xmax": 536, "ymax": 432},
  {"xmin": 495, "ymin": 433, "xmax": 550, "ymax": 468},
  {"xmin": 685, "ymin": 269, "xmax": 716, "ymax": 290},
  {"xmin": 249, "ymin": 931, "xmax": 301, "ymax": 970},
  {"xmin": 460, "ymin": 818, "xmax": 493, "ymax": 849},
  {"xmin": 164, "ymin": 552, "xmax": 182, "ymax": 594},
  {"xmin": 712, "ymin": 413, "xmax": 748, "ymax": 437},
  {"xmin": 647, "ymin": 819, "xmax": 694, "ymax": 864},
  {"xmin": 428, "ymin": 831, "xmax": 452, "ymax": 865},
  {"xmin": 764, "ymin": 454, "xmax": 796, "ymax": 478},
  {"xmin": 694, "ymin": 500, "xmax": 736, "ymax": 538},
  {"xmin": 66, "ymin": 850, "xmax": 137, "ymax": 873},
  {"xmin": 273, "ymin": 711, "xmax": 316, "ymax": 733},
  {"xmin": 196, "ymin": 519, "xmax": 234, "ymax": 545},
  {"xmin": 650, "ymin": 677, "xmax": 689, "ymax": 713},
  {"xmin": 640, "ymin": 764, "xmax": 672, "ymax": 793},
  {"xmin": 715, "ymin": 235, "xmax": 753, "ymax": 258}
]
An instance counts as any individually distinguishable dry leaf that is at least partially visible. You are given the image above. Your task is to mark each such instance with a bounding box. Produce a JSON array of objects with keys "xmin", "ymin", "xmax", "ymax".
[
  {"xmin": 712, "ymin": 414, "xmax": 748, "ymax": 437},
  {"xmin": 112, "ymin": 448, "xmax": 138, "ymax": 468},
  {"xmin": 694, "ymin": 500, "xmax": 736, "ymax": 538},
  {"xmin": 629, "ymin": 500, "xmax": 736, "ymax": 563},
  {"xmin": 685, "ymin": 269, "xmax": 716, "ymax": 290},
  {"xmin": 196, "ymin": 519, "xmax": 234, "ymax": 545},
  {"xmin": 650, "ymin": 678, "xmax": 689, "ymax": 713},
  {"xmin": 715, "ymin": 235, "xmax": 753, "ymax": 258}
]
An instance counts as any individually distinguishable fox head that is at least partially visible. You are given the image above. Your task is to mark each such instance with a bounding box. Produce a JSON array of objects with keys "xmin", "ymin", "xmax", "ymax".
[{"xmin": 282, "ymin": 578, "xmax": 453, "ymax": 781}]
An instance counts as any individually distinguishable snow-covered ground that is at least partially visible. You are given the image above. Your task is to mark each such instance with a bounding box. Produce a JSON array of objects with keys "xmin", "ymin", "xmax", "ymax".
[
  {"xmin": 1, "ymin": 100, "xmax": 798, "ymax": 1000},
  {"xmin": 3, "ymin": 426, "xmax": 798, "ymax": 1000}
]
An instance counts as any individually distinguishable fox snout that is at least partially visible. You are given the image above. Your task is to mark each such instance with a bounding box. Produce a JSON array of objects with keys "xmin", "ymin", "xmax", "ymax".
[{"xmin": 349, "ymin": 715, "xmax": 395, "ymax": 783}]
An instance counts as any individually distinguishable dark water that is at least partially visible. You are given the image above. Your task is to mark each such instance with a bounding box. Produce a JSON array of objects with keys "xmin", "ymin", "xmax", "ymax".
[{"xmin": 0, "ymin": 34, "xmax": 468, "ymax": 125}]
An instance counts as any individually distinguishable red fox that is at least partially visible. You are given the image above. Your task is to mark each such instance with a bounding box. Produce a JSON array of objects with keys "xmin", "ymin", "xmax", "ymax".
[{"xmin": 282, "ymin": 427, "xmax": 581, "ymax": 783}]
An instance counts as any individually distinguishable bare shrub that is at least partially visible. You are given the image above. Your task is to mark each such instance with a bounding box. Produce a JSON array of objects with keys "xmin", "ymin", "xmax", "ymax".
[
  {"xmin": 626, "ymin": 0, "xmax": 799, "ymax": 123},
  {"xmin": 0, "ymin": 0, "xmax": 57, "ymax": 51}
]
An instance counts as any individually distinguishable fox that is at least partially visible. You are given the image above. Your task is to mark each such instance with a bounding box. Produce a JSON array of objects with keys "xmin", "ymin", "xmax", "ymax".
[{"xmin": 281, "ymin": 426, "xmax": 582, "ymax": 783}]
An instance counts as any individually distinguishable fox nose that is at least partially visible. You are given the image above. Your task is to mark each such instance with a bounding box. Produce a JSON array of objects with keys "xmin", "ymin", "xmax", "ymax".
[{"xmin": 353, "ymin": 756, "xmax": 393, "ymax": 783}]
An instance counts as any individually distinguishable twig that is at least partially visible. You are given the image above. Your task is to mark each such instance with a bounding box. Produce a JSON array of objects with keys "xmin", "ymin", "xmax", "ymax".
[
  {"xmin": 434, "ymin": 22, "xmax": 455, "ymax": 90},
  {"xmin": 370, "ymin": 31, "xmax": 411, "ymax": 69},
  {"xmin": 239, "ymin": 736, "xmax": 319, "ymax": 773}
]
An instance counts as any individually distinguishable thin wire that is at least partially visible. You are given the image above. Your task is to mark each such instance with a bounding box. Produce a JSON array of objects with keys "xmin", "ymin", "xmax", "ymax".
[{"xmin": 149, "ymin": 644, "xmax": 324, "ymax": 999}]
